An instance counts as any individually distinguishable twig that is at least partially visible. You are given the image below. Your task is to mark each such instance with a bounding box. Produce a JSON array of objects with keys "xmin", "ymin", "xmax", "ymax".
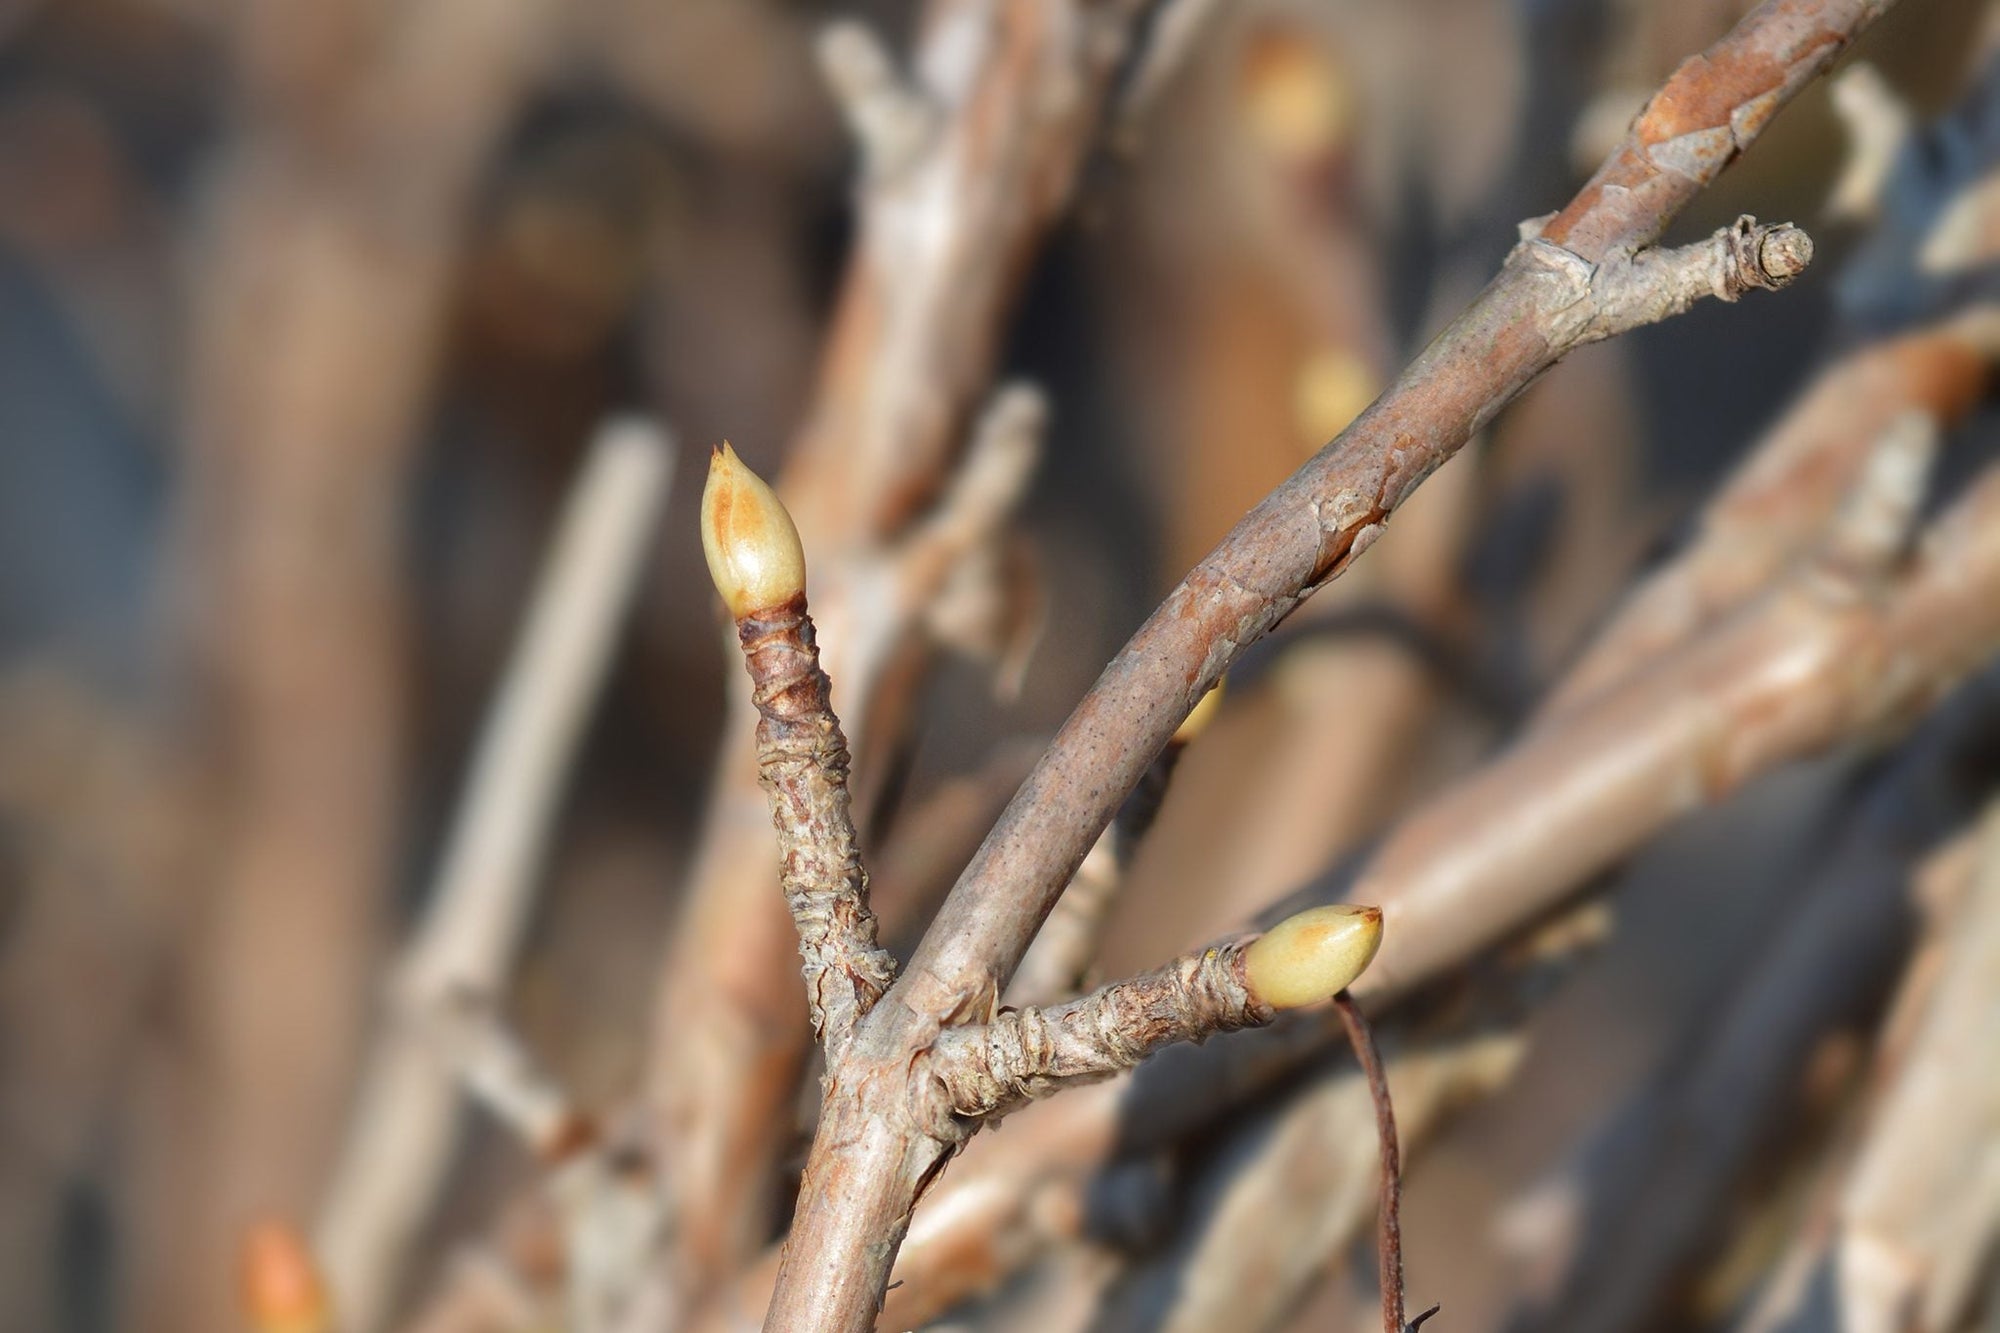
[
  {"xmin": 1733, "ymin": 833, "xmax": 1986, "ymax": 1333},
  {"xmin": 703, "ymin": 444, "xmax": 897, "ymax": 1052},
  {"xmin": 639, "ymin": 4, "xmax": 1142, "ymax": 1291},
  {"xmin": 767, "ymin": 6, "xmax": 1887, "ymax": 1328},
  {"xmin": 816, "ymin": 22, "xmax": 936, "ymax": 184},
  {"xmin": 1827, "ymin": 63, "xmax": 1913, "ymax": 222},
  {"xmin": 1109, "ymin": 0, "xmax": 1228, "ymax": 150},
  {"xmin": 317, "ymin": 420, "xmax": 669, "ymax": 1330},
  {"xmin": 1334, "ymin": 992, "xmax": 1420, "ymax": 1333}
]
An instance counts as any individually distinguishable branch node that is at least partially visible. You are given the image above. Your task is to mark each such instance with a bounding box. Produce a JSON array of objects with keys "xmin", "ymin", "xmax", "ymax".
[{"xmin": 1730, "ymin": 215, "xmax": 1814, "ymax": 291}]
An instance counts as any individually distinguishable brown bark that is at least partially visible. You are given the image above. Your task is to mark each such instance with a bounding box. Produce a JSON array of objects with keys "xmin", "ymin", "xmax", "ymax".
[
  {"xmin": 641, "ymin": 2, "xmax": 1150, "ymax": 1290},
  {"xmin": 763, "ymin": 6, "xmax": 1886, "ymax": 1329}
]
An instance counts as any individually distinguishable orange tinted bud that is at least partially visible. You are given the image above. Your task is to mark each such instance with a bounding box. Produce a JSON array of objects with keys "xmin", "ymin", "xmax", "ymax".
[
  {"xmin": 240, "ymin": 1220, "xmax": 331, "ymax": 1333},
  {"xmin": 701, "ymin": 442, "xmax": 806, "ymax": 617},
  {"xmin": 1244, "ymin": 904, "xmax": 1383, "ymax": 1009}
]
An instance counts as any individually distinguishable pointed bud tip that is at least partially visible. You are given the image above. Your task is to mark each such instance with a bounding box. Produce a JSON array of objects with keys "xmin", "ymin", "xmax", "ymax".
[
  {"xmin": 702, "ymin": 441, "xmax": 806, "ymax": 618},
  {"xmin": 1244, "ymin": 904, "xmax": 1383, "ymax": 1009},
  {"xmin": 239, "ymin": 1220, "xmax": 331, "ymax": 1333}
]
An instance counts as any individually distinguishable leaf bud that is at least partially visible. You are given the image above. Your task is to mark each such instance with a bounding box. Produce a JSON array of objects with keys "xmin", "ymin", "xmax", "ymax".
[
  {"xmin": 701, "ymin": 442, "xmax": 806, "ymax": 617},
  {"xmin": 1244, "ymin": 904, "xmax": 1383, "ymax": 1009}
]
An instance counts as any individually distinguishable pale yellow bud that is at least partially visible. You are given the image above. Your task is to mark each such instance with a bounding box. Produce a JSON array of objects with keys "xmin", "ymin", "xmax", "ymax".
[
  {"xmin": 701, "ymin": 442, "xmax": 806, "ymax": 617},
  {"xmin": 1244, "ymin": 904, "xmax": 1383, "ymax": 1009},
  {"xmin": 239, "ymin": 1220, "xmax": 331, "ymax": 1333},
  {"xmin": 1173, "ymin": 678, "xmax": 1227, "ymax": 745}
]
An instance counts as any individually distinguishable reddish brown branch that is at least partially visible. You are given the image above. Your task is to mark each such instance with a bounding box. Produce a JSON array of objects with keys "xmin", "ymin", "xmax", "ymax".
[{"xmin": 735, "ymin": 594, "xmax": 897, "ymax": 1050}]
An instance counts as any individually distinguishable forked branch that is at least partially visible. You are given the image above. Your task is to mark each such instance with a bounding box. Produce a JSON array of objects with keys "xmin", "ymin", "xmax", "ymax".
[{"xmin": 763, "ymin": 5, "xmax": 1894, "ymax": 1328}]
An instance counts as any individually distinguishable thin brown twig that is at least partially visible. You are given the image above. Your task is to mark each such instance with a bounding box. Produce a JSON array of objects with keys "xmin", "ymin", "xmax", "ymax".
[
  {"xmin": 1335, "ymin": 992, "xmax": 1422, "ymax": 1333},
  {"xmin": 705, "ymin": 443, "xmax": 896, "ymax": 1054}
]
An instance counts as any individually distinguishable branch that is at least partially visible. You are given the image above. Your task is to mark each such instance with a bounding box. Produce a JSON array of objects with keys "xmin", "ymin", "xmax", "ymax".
[
  {"xmin": 1733, "ymin": 833, "xmax": 1985, "ymax": 1333},
  {"xmin": 1826, "ymin": 62, "xmax": 1913, "ymax": 222},
  {"xmin": 639, "ymin": 0, "xmax": 1149, "ymax": 1290},
  {"xmin": 1829, "ymin": 802, "xmax": 2000, "ymax": 1333},
  {"xmin": 767, "ymin": 5, "xmax": 1893, "ymax": 1327},
  {"xmin": 727, "ymin": 373, "xmax": 2000, "ymax": 1333},
  {"xmin": 898, "ymin": 0, "xmax": 1863, "ymax": 1053},
  {"xmin": 931, "ymin": 942, "xmax": 1273, "ymax": 1122},
  {"xmin": 1541, "ymin": 314, "xmax": 1998, "ymax": 720},
  {"xmin": 142, "ymin": 1, "xmax": 562, "ymax": 1325},
  {"xmin": 1502, "ymin": 661, "xmax": 2000, "ymax": 1333},
  {"xmin": 931, "ymin": 904, "xmax": 1379, "ymax": 1123},
  {"xmin": 703, "ymin": 445, "xmax": 897, "ymax": 1053},
  {"xmin": 317, "ymin": 419, "xmax": 670, "ymax": 1330}
]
